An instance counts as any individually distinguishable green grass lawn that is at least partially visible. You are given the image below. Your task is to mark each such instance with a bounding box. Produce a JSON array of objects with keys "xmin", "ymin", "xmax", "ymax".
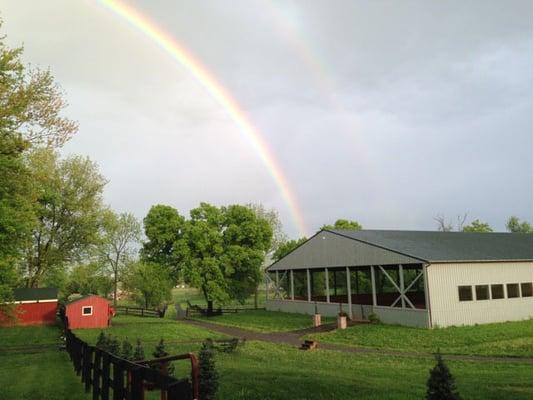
[
  {"xmin": 74, "ymin": 315, "xmax": 228, "ymax": 355},
  {"xmin": 216, "ymin": 341, "xmax": 533, "ymax": 400},
  {"xmin": 192, "ymin": 309, "xmax": 335, "ymax": 333},
  {"xmin": 307, "ymin": 319, "xmax": 533, "ymax": 358},
  {"xmin": 0, "ymin": 325, "xmax": 90, "ymax": 400}
]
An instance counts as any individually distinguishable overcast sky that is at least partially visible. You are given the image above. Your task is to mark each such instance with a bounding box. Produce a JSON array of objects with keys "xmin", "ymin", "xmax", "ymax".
[{"xmin": 2, "ymin": 0, "xmax": 533, "ymax": 237}]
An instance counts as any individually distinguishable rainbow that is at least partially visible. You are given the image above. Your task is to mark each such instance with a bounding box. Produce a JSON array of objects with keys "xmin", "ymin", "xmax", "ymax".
[{"xmin": 96, "ymin": 0, "xmax": 308, "ymax": 236}]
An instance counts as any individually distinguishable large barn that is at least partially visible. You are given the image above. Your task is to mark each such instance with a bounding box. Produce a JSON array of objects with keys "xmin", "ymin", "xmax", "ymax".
[{"xmin": 266, "ymin": 229, "xmax": 533, "ymax": 328}]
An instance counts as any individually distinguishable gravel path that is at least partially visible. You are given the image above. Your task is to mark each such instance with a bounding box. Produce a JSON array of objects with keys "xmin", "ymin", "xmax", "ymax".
[{"xmin": 183, "ymin": 319, "xmax": 533, "ymax": 364}]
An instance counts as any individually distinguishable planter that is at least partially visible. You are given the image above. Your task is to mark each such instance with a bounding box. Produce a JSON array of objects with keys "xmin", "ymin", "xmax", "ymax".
[
  {"xmin": 337, "ymin": 315, "xmax": 347, "ymax": 330},
  {"xmin": 313, "ymin": 313, "xmax": 321, "ymax": 327}
]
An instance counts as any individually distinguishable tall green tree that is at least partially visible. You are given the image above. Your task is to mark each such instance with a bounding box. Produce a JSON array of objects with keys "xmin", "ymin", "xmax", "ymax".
[
  {"xmin": 65, "ymin": 262, "xmax": 113, "ymax": 298},
  {"xmin": 0, "ymin": 23, "xmax": 76, "ymax": 306},
  {"xmin": 182, "ymin": 203, "xmax": 272, "ymax": 313},
  {"xmin": 321, "ymin": 219, "xmax": 363, "ymax": 231},
  {"xmin": 22, "ymin": 149, "xmax": 106, "ymax": 287},
  {"xmin": 272, "ymin": 237, "xmax": 307, "ymax": 262},
  {"xmin": 506, "ymin": 216, "xmax": 533, "ymax": 233},
  {"xmin": 99, "ymin": 210, "xmax": 141, "ymax": 305},
  {"xmin": 462, "ymin": 219, "xmax": 493, "ymax": 233},
  {"xmin": 141, "ymin": 204, "xmax": 187, "ymax": 281},
  {"xmin": 123, "ymin": 261, "xmax": 172, "ymax": 308}
]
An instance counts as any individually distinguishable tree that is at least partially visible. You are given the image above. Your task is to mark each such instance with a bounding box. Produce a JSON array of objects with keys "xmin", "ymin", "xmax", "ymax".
[
  {"xmin": 462, "ymin": 219, "xmax": 493, "ymax": 233},
  {"xmin": 246, "ymin": 203, "xmax": 286, "ymax": 254},
  {"xmin": 0, "ymin": 23, "xmax": 76, "ymax": 308},
  {"xmin": 182, "ymin": 203, "xmax": 272, "ymax": 313},
  {"xmin": 99, "ymin": 210, "xmax": 141, "ymax": 305},
  {"xmin": 506, "ymin": 216, "xmax": 533, "ymax": 233},
  {"xmin": 120, "ymin": 339, "xmax": 133, "ymax": 360},
  {"xmin": 321, "ymin": 219, "xmax": 362, "ymax": 231},
  {"xmin": 426, "ymin": 352, "xmax": 461, "ymax": 400},
  {"xmin": 22, "ymin": 149, "xmax": 106, "ymax": 287},
  {"xmin": 199, "ymin": 340, "xmax": 219, "ymax": 400},
  {"xmin": 123, "ymin": 261, "xmax": 172, "ymax": 308},
  {"xmin": 65, "ymin": 263, "xmax": 112, "ymax": 298},
  {"xmin": 153, "ymin": 339, "xmax": 174, "ymax": 375},
  {"xmin": 272, "ymin": 237, "xmax": 307, "ymax": 262},
  {"xmin": 0, "ymin": 23, "xmax": 77, "ymax": 148},
  {"xmin": 434, "ymin": 214, "xmax": 468, "ymax": 232},
  {"xmin": 132, "ymin": 339, "xmax": 145, "ymax": 361},
  {"xmin": 141, "ymin": 204, "xmax": 187, "ymax": 282}
]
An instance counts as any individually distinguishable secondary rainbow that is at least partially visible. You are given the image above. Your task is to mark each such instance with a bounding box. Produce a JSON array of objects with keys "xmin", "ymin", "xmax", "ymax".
[{"xmin": 96, "ymin": 0, "xmax": 308, "ymax": 236}]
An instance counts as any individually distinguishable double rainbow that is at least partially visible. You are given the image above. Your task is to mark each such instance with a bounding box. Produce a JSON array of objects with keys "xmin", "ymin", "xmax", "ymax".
[{"xmin": 97, "ymin": 0, "xmax": 307, "ymax": 236}]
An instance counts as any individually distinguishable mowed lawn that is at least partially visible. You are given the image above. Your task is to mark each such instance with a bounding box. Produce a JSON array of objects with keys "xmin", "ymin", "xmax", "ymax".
[
  {"xmin": 86, "ymin": 315, "xmax": 533, "ymax": 400},
  {"xmin": 192, "ymin": 309, "xmax": 335, "ymax": 333},
  {"xmin": 307, "ymin": 319, "xmax": 533, "ymax": 358},
  {"xmin": 0, "ymin": 324, "xmax": 90, "ymax": 400}
]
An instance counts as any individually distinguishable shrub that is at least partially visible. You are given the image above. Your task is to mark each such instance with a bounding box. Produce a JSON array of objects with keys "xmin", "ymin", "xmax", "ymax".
[
  {"xmin": 108, "ymin": 337, "xmax": 120, "ymax": 355},
  {"xmin": 426, "ymin": 352, "xmax": 461, "ymax": 400},
  {"xmin": 368, "ymin": 313, "xmax": 380, "ymax": 324},
  {"xmin": 132, "ymin": 339, "xmax": 145, "ymax": 361},
  {"xmin": 96, "ymin": 331, "xmax": 109, "ymax": 351},
  {"xmin": 153, "ymin": 339, "xmax": 174, "ymax": 376},
  {"xmin": 199, "ymin": 339, "xmax": 219, "ymax": 400},
  {"xmin": 120, "ymin": 339, "xmax": 133, "ymax": 360}
]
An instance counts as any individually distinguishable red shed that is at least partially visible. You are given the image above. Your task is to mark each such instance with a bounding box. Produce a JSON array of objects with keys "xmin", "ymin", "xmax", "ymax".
[
  {"xmin": 0, "ymin": 288, "xmax": 58, "ymax": 326},
  {"xmin": 65, "ymin": 295, "xmax": 115, "ymax": 329}
]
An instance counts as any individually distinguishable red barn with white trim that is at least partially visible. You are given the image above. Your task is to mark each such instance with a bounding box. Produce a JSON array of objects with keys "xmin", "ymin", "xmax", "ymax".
[
  {"xmin": 65, "ymin": 295, "xmax": 115, "ymax": 329},
  {"xmin": 0, "ymin": 288, "xmax": 58, "ymax": 326}
]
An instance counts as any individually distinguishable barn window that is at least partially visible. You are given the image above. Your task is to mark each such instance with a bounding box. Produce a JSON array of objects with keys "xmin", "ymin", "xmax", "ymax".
[
  {"xmin": 521, "ymin": 283, "xmax": 533, "ymax": 297},
  {"xmin": 458, "ymin": 286, "xmax": 473, "ymax": 301},
  {"xmin": 475, "ymin": 285, "xmax": 489, "ymax": 300},
  {"xmin": 82, "ymin": 306, "xmax": 93, "ymax": 316},
  {"xmin": 507, "ymin": 283, "xmax": 520, "ymax": 298},
  {"xmin": 490, "ymin": 284, "xmax": 504, "ymax": 300}
]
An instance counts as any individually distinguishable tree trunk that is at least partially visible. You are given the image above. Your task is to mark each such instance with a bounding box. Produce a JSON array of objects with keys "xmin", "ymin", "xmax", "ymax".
[
  {"xmin": 113, "ymin": 271, "xmax": 118, "ymax": 306},
  {"xmin": 207, "ymin": 300, "xmax": 213, "ymax": 316}
]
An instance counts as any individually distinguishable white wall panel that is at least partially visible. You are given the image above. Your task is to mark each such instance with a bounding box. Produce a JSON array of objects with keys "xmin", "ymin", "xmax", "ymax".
[{"xmin": 427, "ymin": 262, "xmax": 533, "ymax": 327}]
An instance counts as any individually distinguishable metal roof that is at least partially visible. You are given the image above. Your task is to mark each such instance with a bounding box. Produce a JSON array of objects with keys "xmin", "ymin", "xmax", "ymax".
[
  {"xmin": 329, "ymin": 229, "xmax": 533, "ymax": 262},
  {"xmin": 13, "ymin": 287, "xmax": 58, "ymax": 301}
]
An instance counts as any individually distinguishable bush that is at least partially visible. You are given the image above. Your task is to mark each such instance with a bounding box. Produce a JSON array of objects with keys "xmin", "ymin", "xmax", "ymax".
[
  {"xmin": 368, "ymin": 313, "xmax": 380, "ymax": 324},
  {"xmin": 120, "ymin": 339, "xmax": 133, "ymax": 360},
  {"xmin": 96, "ymin": 331, "xmax": 109, "ymax": 351},
  {"xmin": 426, "ymin": 352, "xmax": 461, "ymax": 400},
  {"xmin": 199, "ymin": 340, "xmax": 219, "ymax": 400},
  {"xmin": 132, "ymin": 339, "xmax": 145, "ymax": 361},
  {"xmin": 153, "ymin": 339, "xmax": 174, "ymax": 376}
]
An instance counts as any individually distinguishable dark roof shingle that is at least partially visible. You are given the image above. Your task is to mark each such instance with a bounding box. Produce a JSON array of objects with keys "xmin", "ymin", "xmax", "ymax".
[
  {"xmin": 328, "ymin": 229, "xmax": 533, "ymax": 262},
  {"xmin": 13, "ymin": 287, "xmax": 58, "ymax": 302}
]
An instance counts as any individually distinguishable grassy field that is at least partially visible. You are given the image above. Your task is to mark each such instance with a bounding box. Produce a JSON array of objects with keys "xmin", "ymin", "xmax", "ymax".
[
  {"xmin": 192, "ymin": 309, "xmax": 335, "ymax": 333},
  {"xmin": 74, "ymin": 315, "xmax": 533, "ymax": 400},
  {"xmin": 3, "ymin": 313, "xmax": 533, "ymax": 399},
  {"xmin": 0, "ymin": 325, "xmax": 90, "ymax": 400},
  {"xmin": 307, "ymin": 319, "xmax": 533, "ymax": 358}
]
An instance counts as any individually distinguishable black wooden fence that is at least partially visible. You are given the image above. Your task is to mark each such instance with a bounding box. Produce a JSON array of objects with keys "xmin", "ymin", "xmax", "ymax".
[
  {"xmin": 114, "ymin": 306, "xmax": 167, "ymax": 318},
  {"xmin": 186, "ymin": 302, "xmax": 265, "ymax": 318},
  {"xmin": 64, "ymin": 329, "xmax": 198, "ymax": 400}
]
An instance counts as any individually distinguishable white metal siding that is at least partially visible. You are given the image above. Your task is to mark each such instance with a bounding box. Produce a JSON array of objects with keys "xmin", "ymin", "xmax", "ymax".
[{"xmin": 427, "ymin": 262, "xmax": 533, "ymax": 327}]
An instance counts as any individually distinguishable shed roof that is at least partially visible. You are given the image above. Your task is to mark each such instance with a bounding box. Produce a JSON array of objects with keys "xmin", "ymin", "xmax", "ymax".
[
  {"xmin": 66, "ymin": 294, "xmax": 107, "ymax": 305},
  {"xmin": 328, "ymin": 229, "xmax": 533, "ymax": 263},
  {"xmin": 13, "ymin": 287, "xmax": 58, "ymax": 302}
]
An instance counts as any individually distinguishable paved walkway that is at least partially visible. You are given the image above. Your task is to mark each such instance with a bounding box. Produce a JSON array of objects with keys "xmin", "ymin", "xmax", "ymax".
[{"xmin": 184, "ymin": 319, "xmax": 533, "ymax": 364}]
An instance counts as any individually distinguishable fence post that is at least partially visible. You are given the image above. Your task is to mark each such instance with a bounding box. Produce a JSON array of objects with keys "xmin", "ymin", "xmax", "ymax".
[
  {"xmin": 130, "ymin": 368, "xmax": 144, "ymax": 400},
  {"xmin": 101, "ymin": 353, "xmax": 111, "ymax": 400},
  {"xmin": 85, "ymin": 346, "xmax": 94, "ymax": 393},
  {"xmin": 93, "ymin": 349, "xmax": 101, "ymax": 400},
  {"xmin": 112, "ymin": 359, "xmax": 125, "ymax": 400},
  {"xmin": 81, "ymin": 343, "xmax": 88, "ymax": 383},
  {"xmin": 141, "ymin": 308, "xmax": 144, "ymax": 317}
]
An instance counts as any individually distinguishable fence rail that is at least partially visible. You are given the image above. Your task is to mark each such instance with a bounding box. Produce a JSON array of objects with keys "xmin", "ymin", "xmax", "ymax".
[
  {"xmin": 186, "ymin": 303, "xmax": 265, "ymax": 317},
  {"xmin": 115, "ymin": 306, "xmax": 166, "ymax": 318},
  {"xmin": 64, "ymin": 328, "xmax": 197, "ymax": 400}
]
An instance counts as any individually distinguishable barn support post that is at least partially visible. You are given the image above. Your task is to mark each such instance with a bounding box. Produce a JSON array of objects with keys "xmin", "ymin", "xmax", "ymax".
[
  {"xmin": 399, "ymin": 264, "xmax": 406, "ymax": 309},
  {"xmin": 325, "ymin": 268, "xmax": 330, "ymax": 303},
  {"xmin": 346, "ymin": 266, "xmax": 353, "ymax": 319},
  {"xmin": 275, "ymin": 271, "xmax": 279, "ymax": 299},
  {"xmin": 306, "ymin": 268, "xmax": 311, "ymax": 302},
  {"xmin": 370, "ymin": 266, "xmax": 377, "ymax": 306},
  {"xmin": 290, "ymin": 270, "xmax": 295, "ymax": 300}
]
